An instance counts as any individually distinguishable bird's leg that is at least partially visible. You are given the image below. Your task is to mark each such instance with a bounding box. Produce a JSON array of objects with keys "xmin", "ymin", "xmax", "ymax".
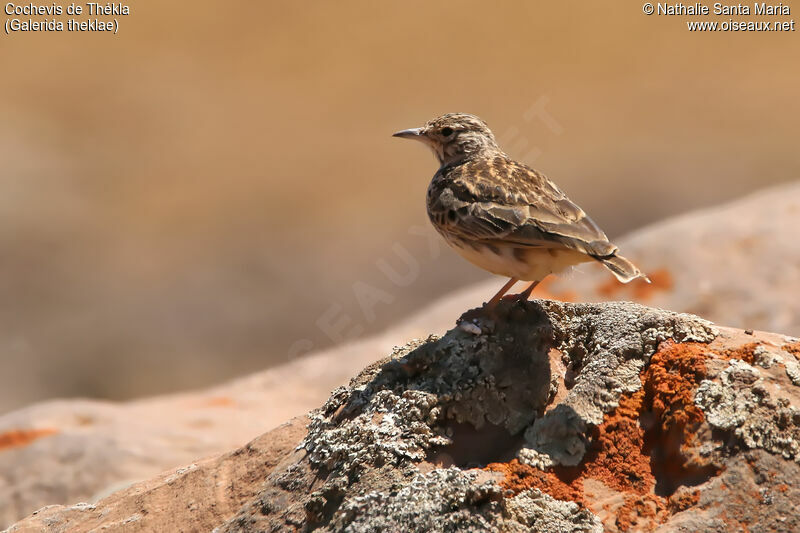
[
  {"xmin": 518, "ymin": 278, "xmax": 543, "ymax": 301},
  {"xmin": 486, "ymin": 278, "xmax": 518, "ymax": 308}
]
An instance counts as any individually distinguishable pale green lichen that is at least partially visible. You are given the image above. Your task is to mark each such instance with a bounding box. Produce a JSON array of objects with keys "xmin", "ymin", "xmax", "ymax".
[{"xmin": 695, "ymin": 359, "xmax": 800, "ymax": 461}]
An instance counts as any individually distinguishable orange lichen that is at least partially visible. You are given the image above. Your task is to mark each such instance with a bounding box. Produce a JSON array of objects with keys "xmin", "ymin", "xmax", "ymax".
[
  {"xmin": 0, "ymin": 428, "xmax": 58, "ymax": 450},
  {"xmin": 596, "ymin": 268, "xmax": 673, "ymax": 302},
  {"xmin": 783, "ymin": 342, "xmax": 800, "ymax": 360},
  {"xmin": 667, "ymin": 489, "xmax": 701, "ymax": 513},
  {"xmin": 485, "ymin": 459, "xmax": 584, "ymax": 504},
  {"xmin": 719, "ymin": 342, "xmax": 761, "ymax": 365},
  {"xmin": 486, "ymin": 340, "xmax": 716, "ymax": 532},
  {"xmin": 581, "ymin": 391, "xmax": 653, "ymax": 495},
  {"xmin": 486, "ymin": 389, "xmax": 654, "ymax": 508},
  {"xmin": 642, "ymin": 341, "xmax": 708, "ymax": 433}
]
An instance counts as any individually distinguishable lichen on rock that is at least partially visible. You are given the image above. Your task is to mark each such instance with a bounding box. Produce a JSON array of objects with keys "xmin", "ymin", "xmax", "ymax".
[
  {"xmin": 519, "ymin": 301, "xmax": 716, "ymax": 467},
  {"xmin": 502, "ymin": 487, "xmax": 602, "ymax": 533},
  {"xmin": 303, "ymin": 386, "xmax": 449, "ymax": 473},
  {"xmin": 217, "ymin": 299, "xmax": 723, "ymax": 531},
  {"xmin": 695, "ymin": 358, "xmax": 800, "ymax": 461},
  {"xmin": 207, "ymin": 299, "xmax": 800, "ymax": 532}
]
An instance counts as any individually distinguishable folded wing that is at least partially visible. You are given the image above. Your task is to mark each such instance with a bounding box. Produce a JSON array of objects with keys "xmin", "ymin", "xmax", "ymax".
[{"xmin": 429, "ymin": 155, "xmax": 647, "ymax": 282}]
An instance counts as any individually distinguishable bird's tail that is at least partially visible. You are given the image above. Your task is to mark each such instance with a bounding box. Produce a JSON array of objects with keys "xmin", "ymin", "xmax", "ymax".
[{"xmin": 596, "ymin": 254, "xmax": 650, "ymax": 284}]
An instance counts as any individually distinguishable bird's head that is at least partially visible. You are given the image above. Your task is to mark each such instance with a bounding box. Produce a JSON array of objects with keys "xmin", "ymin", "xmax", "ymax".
[{"xmin": 393, "ymin": 113, "xmax": 500, "ymax": 167}]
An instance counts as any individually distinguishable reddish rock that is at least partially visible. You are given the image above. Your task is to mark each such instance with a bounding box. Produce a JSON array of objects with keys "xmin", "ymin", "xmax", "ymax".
[
  {"xmin": 5, "ymin": 417, "xmax": 307, "ymax": 533},
  {"xmin": 8, "ymin": 300, "xmax": 800, "ymax": 532}
]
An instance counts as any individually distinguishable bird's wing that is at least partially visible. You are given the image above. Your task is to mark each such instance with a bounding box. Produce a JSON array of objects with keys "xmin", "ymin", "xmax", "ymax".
[{"xmin": 430, "ymin": 155, "xmax": 617, "ymax": 257}]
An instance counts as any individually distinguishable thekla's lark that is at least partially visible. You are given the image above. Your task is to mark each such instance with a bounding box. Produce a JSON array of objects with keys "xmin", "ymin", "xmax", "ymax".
[{"xmin": 393, "ymin": 113, "xmax": 648, "ymax": 305}]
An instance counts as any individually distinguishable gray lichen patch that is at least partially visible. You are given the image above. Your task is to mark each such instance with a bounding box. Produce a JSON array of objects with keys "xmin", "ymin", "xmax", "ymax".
[
  {"xmin": 750, "ymin": 342, "xmax": 800, "ymax": 387},
  {"xmin": 304, "ymin": 387, "xmax": 450, "ymax": 474},
  {"xmin": 521, "ymin": 404, "xmax": 588, "ymax": 468},
  {"xmin": 785, "ymin": 361, "xmax": 800, "ymax": 387},
  {"xmin": 695, "ymin": 359, "xmax": 800, "ymax": 461},
  {"xmin": 330, "ymin": 468, "xmax": 501, "ymax": 532},
  {"xmin": 750, "ymin": 344, "xmax": 779, "ymax": 368},
  {"xmin": 503, "ymin": 488, "xmax": 602, "ymax": 533},
  {"xmin": 331, "ymin": 468, "xmax": 601, "ymax": 533}
]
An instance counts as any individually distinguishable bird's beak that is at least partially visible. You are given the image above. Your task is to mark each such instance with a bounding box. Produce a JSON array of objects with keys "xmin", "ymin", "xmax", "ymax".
[{"xmin": 392, "ymin": 127, "xmax": 424, "ymax": 139}]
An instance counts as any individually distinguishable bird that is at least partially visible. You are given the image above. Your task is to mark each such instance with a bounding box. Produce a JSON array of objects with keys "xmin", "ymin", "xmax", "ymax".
[{"xmin": 393, "ymin": 112, "xmax": 649, "ymax": 307}]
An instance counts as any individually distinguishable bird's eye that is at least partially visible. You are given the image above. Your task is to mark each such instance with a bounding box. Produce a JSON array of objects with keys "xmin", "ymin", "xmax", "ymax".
[{"xmin": 441, "ymin": 127, "xmax": 454, "ymax": 137}]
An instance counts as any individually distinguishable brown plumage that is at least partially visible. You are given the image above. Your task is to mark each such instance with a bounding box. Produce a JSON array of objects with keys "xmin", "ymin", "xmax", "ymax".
[{"xmin": 393, "ymin": 113, "xmax": 648, "ymax": 304}]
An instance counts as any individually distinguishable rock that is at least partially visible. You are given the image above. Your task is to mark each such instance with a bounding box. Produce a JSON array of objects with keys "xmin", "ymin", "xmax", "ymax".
[
  {"xmin": 4, "ymin": 416, "xmax": 307, "ymax": 533},
  {"xmin": 9, "ymin": 300, "xmax": 800, "ymax": 532},
  {"xmin": 2, "ymin": 184, "xmax": 799, "ymax": 528},
  {"xmin": 0, "ymin": 385, "xmax": 307, "ymax": 529}
]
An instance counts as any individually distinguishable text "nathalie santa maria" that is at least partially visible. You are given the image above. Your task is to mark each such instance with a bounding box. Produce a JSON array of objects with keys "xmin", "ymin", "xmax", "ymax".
[{"xmin": 656, "ymin": 2, "xmax": 790, "ymax": 15}]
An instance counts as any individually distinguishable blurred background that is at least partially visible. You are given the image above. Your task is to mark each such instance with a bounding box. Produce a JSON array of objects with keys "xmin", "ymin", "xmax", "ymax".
[{"xmin": 1, "ymin": 1, "xmax": 798, "ymax": 414}]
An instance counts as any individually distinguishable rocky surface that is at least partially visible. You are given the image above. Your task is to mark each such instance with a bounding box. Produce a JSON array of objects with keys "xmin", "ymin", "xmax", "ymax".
[
  {"xmin": 1, "ymin": 183, "xmax": 798, "ymax": 528},
  {"xmin": 0, "ymin": 381, "xmax": 308, "ymax": 529},
  {"xmin": 4, "ymin": 416, "xmax": 307, "ymax": 533},
  {"xmin": 8, "ymin": 300, "xmax": 800, "ymax": 532}
]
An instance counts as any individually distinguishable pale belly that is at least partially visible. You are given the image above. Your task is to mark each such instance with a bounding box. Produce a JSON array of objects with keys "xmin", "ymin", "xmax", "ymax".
[{"xmin": 445, "ymin": 238, "xmax": 591, "ymax": 281}]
